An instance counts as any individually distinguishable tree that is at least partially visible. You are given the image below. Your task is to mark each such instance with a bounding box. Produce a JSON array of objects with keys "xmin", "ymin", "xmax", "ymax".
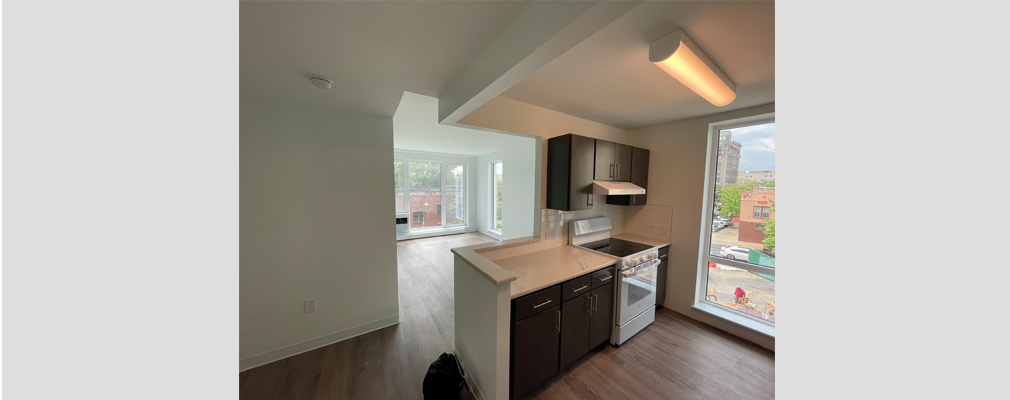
[
  {"xmin": 717, "ymin": 184, "xmax": 743, "ymax": 219},
  {"xmin": 761, "ymin": 218, "xmax": 775, "ymax": 252},
  {"xmin": 394, "ymin": 162, "xmax": 404, "ymax": 188},
  {"xmin": 408, "ymin": 161, "xmax": 441, "ymax": 189}
]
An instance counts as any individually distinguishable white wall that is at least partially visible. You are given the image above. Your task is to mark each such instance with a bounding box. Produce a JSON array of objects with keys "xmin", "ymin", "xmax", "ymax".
[
  {"xmin": 628, "ymin": 103, "xmax": 776, "ymax": 351},
  {"xmin": 240, "ymin": 95, "xmax": 399, "ymax": 369},
  {"xmin": 476, "ymin": 139, "xmax": 537, "ymax": 240},
  {"xmin": 394, "ymin": 150, "xmax": 478, "ymax": 232}
]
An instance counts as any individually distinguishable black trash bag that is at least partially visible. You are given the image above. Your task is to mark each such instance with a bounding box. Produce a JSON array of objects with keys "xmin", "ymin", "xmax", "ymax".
[{"xmin": 422, "ymin": 352, "xmax": 467, "ymax": 399}]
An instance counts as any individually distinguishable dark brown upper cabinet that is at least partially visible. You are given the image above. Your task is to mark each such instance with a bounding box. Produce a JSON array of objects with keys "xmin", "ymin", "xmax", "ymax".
[
  {"xmin": 546, "ymin": 134, "xmax": 596, "ymax": 211},
  {"xmin": 606, "ymin": 146, "xmax": 650, "ymax": 206},
  {"xmin": 594, "ymin": 140, "xmax": 632, "ymax": 182}
]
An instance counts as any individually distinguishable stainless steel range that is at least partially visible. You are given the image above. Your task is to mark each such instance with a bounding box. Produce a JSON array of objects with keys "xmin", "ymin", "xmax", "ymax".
[{"xmin": 570, "ymin": 217, "xmax": 660, "ymax": 345}]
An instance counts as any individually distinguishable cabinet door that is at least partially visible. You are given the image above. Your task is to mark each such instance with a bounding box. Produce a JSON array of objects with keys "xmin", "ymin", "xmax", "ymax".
[
  {"xmin": 588, "ymin": 283, "xmax": 614, "ymax": 348},
  {"xmin": 630, "ymin": 147, "xmax": 649, "ymax": 205},
  {"xmin": 569, "ymin": 134, "xmax": 596, "ymax": 210},
  {"xmin": 594, "ymin": 140, "xmax": 615, "ymax": 181},
  {"xmin": 512, "ymin": 305, "xmax": 561, "ymax": 399},
  {"xmin": 560, "ymin": 294, "xmax": 591, "ymax": 370},
  {"xmin": 614, "ymin": 143, "xmax": 633, "ymax": 182}
]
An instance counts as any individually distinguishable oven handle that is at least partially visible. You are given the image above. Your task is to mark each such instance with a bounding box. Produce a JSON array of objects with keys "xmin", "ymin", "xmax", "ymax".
[{"xmin": 621, "ymin": 259, "xmax": 660, "ymax": 277}]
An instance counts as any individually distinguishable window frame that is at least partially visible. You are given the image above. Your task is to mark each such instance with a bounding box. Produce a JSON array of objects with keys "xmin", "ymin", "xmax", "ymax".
[
  {"xmin": 696, "ymin": 113, "xmax": 776, "ymax": 335},
  {"xmin": 443, "ymin": 163, "xmax": 466, "ymax": 227},
  {"xmin": 489, "ymin": 161, "xmax": 503, "ymax": 235},
  {"xmin": 395, "ymin": 159, "xmax": 409, "ymax": 215}
]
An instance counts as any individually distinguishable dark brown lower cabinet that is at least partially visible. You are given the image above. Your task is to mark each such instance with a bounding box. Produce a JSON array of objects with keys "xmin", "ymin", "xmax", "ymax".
[
  {"xmin": 511, "ymin": 267, "xmax": 614, "ymax": 399},
  {"xmin": 511, "ymin": 304, "xmax": 560, "ymax": 399},
  {"xmin": 559, "ymin": 282, "xmax": 614, "ymax": 370},
  {"xmin": 559, "ymin": 293, "xmax": 591, "ymax": 369},
  {"xmin": 588, "ymin": 283, "xmax": 613, "ymax": 347}
]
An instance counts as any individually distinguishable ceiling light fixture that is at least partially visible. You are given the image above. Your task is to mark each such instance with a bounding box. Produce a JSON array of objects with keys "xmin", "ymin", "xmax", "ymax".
[
  {"xmin": 309, "ymin": 76, "xmax": 333, "ymax": 89},
  {"xmin": 649, "ymin": 29, "xmax": 736, "ymax": 106}
]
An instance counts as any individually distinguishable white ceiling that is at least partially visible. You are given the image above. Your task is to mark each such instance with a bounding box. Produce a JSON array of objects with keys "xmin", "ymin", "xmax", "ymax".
[
  {"xmin": 394, "ymin": 92, "xmax": 533, "ymax": 156},
  {"xmin": 500, "ymin": 1, "xmax": 775, "ymax": 130},
  {"xmin": 240, "ymin": 1, "xmax": 529, "ymax": 117},
  {"xmin": 240, "ymin": 1, "xmax": 775, "ymax": 130}
]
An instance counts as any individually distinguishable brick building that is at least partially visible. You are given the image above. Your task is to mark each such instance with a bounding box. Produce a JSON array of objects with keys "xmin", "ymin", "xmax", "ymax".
[{"xmin": 738, "ymin": 189, "xmax": 775, "ymax": 245}]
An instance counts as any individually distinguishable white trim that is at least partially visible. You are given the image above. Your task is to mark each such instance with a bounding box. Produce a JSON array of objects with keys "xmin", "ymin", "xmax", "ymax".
[
  {"xmin": 489, "ymin": 160, "xmax": 503, "ymax": 235},
  {"xmin": 692, "ymin": 302, "xmax": 775, "ymax": 338},
  {"xmin": 396, "ymin": 226, "xmax": 475, "ymax": 241},
  {"xmin": 455, "ymin": 351, "xmax": 486, "ymax": 400},
  {"xmin": 478, "ymin": 228, "xmax": 503, "ymax": 241},
  {"xmin": 444, "ymin": 162, "xmax": 467, "ymax": 228},
  {"xmin": 239, "ymin": 314, "xmax": 399, "ymax": 372}
]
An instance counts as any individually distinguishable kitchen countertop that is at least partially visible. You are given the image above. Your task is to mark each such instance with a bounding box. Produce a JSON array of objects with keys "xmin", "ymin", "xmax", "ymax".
[
  {"xmin": 611, "ymin": 232, "xmax": 671, "ymax": 248},
  {"xmin": 493, "ymin": 245, "xmax": 618, "ymax": 299}
]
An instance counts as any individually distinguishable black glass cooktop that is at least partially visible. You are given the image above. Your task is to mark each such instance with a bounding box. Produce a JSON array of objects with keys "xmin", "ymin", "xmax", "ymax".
[{"xmin": 577, "ymin": 237, "xmax": 653, "ymax": 258}]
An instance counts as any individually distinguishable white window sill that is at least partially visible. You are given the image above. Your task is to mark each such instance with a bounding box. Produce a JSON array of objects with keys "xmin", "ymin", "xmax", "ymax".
[{"xmin": 692, "ymin": 302, "xmax": 775, "ymax": 338}]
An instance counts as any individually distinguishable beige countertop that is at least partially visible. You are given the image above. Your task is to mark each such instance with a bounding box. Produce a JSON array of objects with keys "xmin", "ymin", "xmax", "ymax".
[
  {"xmin": 611, "ymin": 232, "xmax": 671, "ymax": 248},
  {"xmin": 493, "ymin": 245, "xmax": 618, "ymax": 299}
]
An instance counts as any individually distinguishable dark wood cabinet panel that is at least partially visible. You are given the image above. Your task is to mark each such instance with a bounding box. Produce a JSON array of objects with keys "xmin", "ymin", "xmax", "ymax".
[
  {"xmin": 562, "ymin": 274, "xmax": 592, "ymax": 302},
  {"xmin": 656, "ymin": 246, "xmax": 669, "ymax": 307},
  {"xmin": 559, "ymin": 294, "xmax": 591, "ymax": 370},
  {"xmin": 546, "ymin": 134, "xmax": 595, "ymax": 211},
  {"xmin": 590, "ymin": 266, "xmax": 614, "ymax": 290},
  {"xmin": 513, "ymin": 285, "xmax": 561, "ymax": 323},
  {"xmin": 589, "ymin": 283, "xmax": 614, "ymax": 348},
  {"xmin": 511, "ymin": 304, "xmax": 560, "ymax": 399},
  {"xmin": 607, "ymin": 146, "xmax": 650, "ymax": 206},
  {"xmin": 615, "ymin": 143, "xmax": 633, "ymax": 181},
  {"xmin": 595, "ymin": 140, "xmax": 632, "ymax": 182},
  {"xmin": 594, "ymin": 140, "xmax": 615, "ymax": 181}
]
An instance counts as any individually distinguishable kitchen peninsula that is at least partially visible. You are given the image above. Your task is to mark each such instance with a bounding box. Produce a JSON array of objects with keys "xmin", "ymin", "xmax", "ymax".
[{"xmin": 451, "ymin": 224, "xmax": 669, "ymax": 400}]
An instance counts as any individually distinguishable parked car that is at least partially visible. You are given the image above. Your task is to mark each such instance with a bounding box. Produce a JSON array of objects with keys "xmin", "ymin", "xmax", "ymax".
[{"xmin": 719, "ymin": 245, "xmax": 751, "ymax": 260}]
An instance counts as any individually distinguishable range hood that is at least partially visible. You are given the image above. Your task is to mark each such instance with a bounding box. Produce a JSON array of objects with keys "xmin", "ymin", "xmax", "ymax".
[{"xmin": 592, "ymin": 181, "xmax": 646, "ymax": 195}]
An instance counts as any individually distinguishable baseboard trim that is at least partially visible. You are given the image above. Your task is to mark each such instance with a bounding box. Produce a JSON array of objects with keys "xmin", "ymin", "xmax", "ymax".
[
  {"xmin": 239, "ymin": 314, "xmax": 400, "ymax": 372},
  {"xmin": 455, "ymin": 351, "xmax": 485, "ymax": 400},
  {"xmin": 396, "ymin": 226, "xmax": 476, "ymax": 241}
]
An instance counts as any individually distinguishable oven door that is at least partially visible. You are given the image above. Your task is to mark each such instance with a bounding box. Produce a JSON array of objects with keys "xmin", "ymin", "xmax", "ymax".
[{"xmin": 617, "ymin": 259, "xmax": 659, "ymax": 325}]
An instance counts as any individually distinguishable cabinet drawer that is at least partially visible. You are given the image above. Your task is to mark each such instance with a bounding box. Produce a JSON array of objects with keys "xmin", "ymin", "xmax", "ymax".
[
  {"xmin": 591, "ymin": 266, "xmax": 615, "ymax": 289},
  {"xmin": 513, "ymin": 285, "xmax": 561, "ymax": 322},
  {"xmin": 562, "ymin": 275, "xmax": 592, "ymax": 302}
]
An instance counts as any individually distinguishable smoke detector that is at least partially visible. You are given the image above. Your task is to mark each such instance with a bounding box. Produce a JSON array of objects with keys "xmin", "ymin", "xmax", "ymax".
[{"xmin": 309, "ymin": 77, "xmax": 333, "ymax": 89}]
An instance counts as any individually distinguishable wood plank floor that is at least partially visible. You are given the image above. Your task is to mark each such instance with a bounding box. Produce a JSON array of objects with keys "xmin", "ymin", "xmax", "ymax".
[{"xmin": 239, "ymin": 232, "xmax": 775, "ymax": 400}]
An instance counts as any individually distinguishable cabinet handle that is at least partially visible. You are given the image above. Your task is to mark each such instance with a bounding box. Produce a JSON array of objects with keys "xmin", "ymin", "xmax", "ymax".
[
  {"xmin": 617, "ymin": 164, "xmax": 621, "ymax": 179},
  {"xmin": 533, "ymin": 299, "xmax": 553, "ymax": 309},
  {"xmin": 585, "ymin": 295, "xmax": 592, "ymax": 315},
  {"xmin": 572, "ymin": 285, "xmax": 588, "ymax": 293},
  {"xmin": 592, "ymin": 293, "xmax": 598, "ymax": 314},
  {"xmin": 598, "ymin": 275, "xmax": 612, "ymax": 282},
  {"xmin": 555, "ymin": 310, "xmax": 561, "ymax": 332},
  {"xmin": 587, "ymin": 192, "xmax": 593, "ymax": 207},
  {"xmin": 609, "ymin": 164, "xmax": 615, "ymax": 178}
]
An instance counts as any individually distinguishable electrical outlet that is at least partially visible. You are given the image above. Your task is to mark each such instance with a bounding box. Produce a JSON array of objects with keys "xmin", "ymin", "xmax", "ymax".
[
  {"xmin": 645, "ymin": 223, "xmax": 656, "ymax": 232},
  {"xmin": 304, "ymin": 299, "xmax": 316, "ymax": 313},
  {"xmin": 659, "ymin": 225, "xmax": 669, "ymax": 235}
]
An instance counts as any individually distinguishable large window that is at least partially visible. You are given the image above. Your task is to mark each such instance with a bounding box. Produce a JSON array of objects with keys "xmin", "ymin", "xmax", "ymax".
[
  {"xmin": 445, "ymin": 164, "xmax": 466, "ymax": 227},
  {"xmin": 394, "ymin": 161, "xmax": 406, "ymax": 213},
  {"xmin": 490, "ymin": 161, "xmax": 503, "ymax": 234},
  {"xmin": 699, "ymin": 115, "xmax": 775, "ymax": 331},
  {"xmin": 408, "ymin": 161, "xmax": 442, "ymax": 229},
  {"xmin": 394, "ymin": 159, "xmax": 467, "ymax": 233}
]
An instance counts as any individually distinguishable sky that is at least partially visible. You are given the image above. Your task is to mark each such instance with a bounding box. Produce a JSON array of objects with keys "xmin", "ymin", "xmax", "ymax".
[{"xmin": 724, "ymin": 122, "xmax": 775, "ymax": 171}]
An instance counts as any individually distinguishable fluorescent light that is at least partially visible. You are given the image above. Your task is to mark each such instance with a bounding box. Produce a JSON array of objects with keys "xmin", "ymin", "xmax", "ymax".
[{"xmin": 649, "ymin": 29, "xmax": 736, "ymax": 106}]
